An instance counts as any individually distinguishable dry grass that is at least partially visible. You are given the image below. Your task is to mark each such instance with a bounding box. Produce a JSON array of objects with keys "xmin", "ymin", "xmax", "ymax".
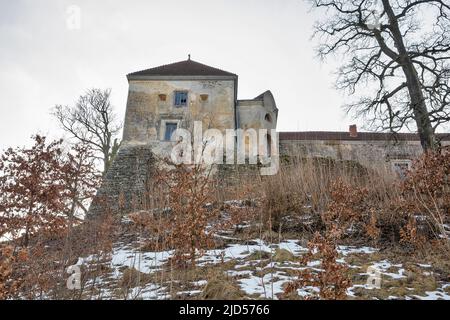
[{"xmin": 199, "ymin": 270, "xmax": 243, "ymax": 300}]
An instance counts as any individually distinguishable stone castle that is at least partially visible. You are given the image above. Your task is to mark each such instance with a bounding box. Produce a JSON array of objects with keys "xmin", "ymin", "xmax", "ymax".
[
  {"xmin": 121, "ymin": 56, "xmax": 277, "ymax": 155},
  {"xmin": 89, "ymin": 58, "xmax": 450, "ymax": 215}
]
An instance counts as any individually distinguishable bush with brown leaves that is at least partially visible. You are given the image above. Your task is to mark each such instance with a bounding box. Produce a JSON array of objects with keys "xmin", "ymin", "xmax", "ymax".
[
  {"xmin": 399, "ymin": 149, "xmax": 449, "ymax": 245},
  {"xmin": 130, "ymin": 161, "xmax": 222, "ymax": 267},
  {"xmin": 284, "ymin": 232, "xmax": 351, "ymax": 300}
]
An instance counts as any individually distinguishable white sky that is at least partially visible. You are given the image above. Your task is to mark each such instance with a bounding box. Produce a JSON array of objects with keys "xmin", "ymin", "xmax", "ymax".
[{"xmin": 0, "ymin": 0, "xmax": 359, "ymax": 151}]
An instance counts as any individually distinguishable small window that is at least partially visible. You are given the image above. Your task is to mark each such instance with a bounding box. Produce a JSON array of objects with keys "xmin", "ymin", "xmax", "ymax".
[
  {"xmin": 164, "ymin": 123, "xmax": 178, "ymax": 141},
  {"xmin": 174, "ymin": 91, "xmax": 188, "ymax": 107},
  {"xmin": 265, "ymin": 113, "xmax": 272, "ymax": 123},
  {"xmin": 391, "ymin": 160, "xmax": 411, "ymax": 179}
]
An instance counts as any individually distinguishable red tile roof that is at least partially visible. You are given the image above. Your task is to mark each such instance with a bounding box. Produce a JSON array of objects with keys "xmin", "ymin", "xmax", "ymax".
[
  {"xmin": 279, "ymin": 131, "xmax": 450, "ymax": 142},
  {"xmin": 128, "ymin": 59, "xmax": 237, "ymax": 78}
]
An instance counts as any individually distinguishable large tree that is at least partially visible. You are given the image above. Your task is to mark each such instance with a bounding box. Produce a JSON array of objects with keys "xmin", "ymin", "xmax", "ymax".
[
  {"xmin": 0, "ymin": 137, "xmax": 102, "ymax": 248},
  {"xmin": 53, "ymin": 88, "xmax": 122, "ymax": 174},
  {"xmin": 0, "ymin": 136, "xmax": 65, "ymax": 247},
  {"xmin": 309, "ymin": 0, "xmax": 450, "ymax": 151}
]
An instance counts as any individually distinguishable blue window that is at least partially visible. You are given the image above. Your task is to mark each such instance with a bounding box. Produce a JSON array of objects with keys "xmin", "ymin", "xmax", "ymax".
[
  {"xmin": 164, "ymin": 123, "xmax": 177, "ymax": 141},
  {"xmin": 174, "ymin": 91, "xmax": 188, "ymax": 107}
]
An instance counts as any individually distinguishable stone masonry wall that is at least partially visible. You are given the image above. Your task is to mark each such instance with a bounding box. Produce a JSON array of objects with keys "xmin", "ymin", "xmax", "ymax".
[
  {"xmin": 89, "ymin": 137, "xmax": 449, "ymax": 216},
  {"xmin": 279, "ymin": 139, "xmax": 424, "ymax": 169},
  {"xmin": 88, "ymin": 145, "xmax": 156, "ymax": 216},
  {"xmin": 123, "ymin": 79, "xmax": 236, "ymax": 144}
]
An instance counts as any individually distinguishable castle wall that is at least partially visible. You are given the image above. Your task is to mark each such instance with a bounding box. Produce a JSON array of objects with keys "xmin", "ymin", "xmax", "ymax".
[
  {"xmin": 88, "ymin": 138, "xmax": 448, "ymax": 216},
  {"xmin": 279, "ymin": 139, "xmax": 450, "ymax": 170},
  {"xmin": 88, "ymin": 144, "xmax": 156, "ymax": 216}
]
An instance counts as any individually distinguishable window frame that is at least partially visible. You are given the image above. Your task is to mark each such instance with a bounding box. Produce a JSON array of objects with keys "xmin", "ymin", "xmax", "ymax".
[
  {"xmin": 390, "ymin": 159, "xmax": 412, "ymax": 179},
  {"xmin": 160, "ymin": 119, "xmax": 182, "ymax": 141},
  {"xmin": 164, "ymin": 123, "xmax": 178, "ymax": 141},
  {"xmin": 174, "ymin": 91, "xmax": 188, "ymax": 107}
]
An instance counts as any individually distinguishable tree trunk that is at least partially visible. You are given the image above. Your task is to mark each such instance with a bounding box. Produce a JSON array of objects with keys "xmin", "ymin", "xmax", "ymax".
[
  {"xmin": 23, "ymin": 223, "xmax": 29, "ymax": 248},
  {"xmin": 103, "ymin": 149, "xmax": 110, "ymax": 175},
  {"xmin": 382, "ymin": 0, "xmax": 436, "ymax": 151},
  {"xmin": 402, "ymin": 64, "xmax": 436, "ymax": 151}
]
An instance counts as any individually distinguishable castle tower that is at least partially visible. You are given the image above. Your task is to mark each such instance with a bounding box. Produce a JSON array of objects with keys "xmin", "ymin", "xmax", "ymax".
[{"xmin": 123, "ymin": 58, "xmax": 238, "ymax": 148}]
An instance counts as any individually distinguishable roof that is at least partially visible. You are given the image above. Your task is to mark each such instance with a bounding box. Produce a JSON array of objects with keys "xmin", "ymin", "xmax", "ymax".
[
  {"xmin": 238, "ymin": 91, "xmax": 278, "ymax": 112},
  {"xmin": 279, "ymin": 131, "xmax": 450, "ymax": 142},
  {"xmin": 254, "ymin": 90, "xmax": 271, "ymax": 101},
  {"xmin": 127, "ymin": 58, "xmax": 237, "ymax": 78}
]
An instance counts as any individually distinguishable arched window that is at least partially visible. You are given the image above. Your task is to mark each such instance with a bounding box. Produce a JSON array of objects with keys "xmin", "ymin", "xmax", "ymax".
[{"xmin": 265, "ymin": 113, "xmax": 272, "ymax": 123}]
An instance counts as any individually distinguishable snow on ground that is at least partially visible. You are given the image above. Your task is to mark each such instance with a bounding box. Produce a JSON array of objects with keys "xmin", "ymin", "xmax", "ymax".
[
  {"xmin": 74, "ymin": 234, "xmax": 449, "ymax": 300},
  {"xmin": 110, "ymin": 247, "xmax": 174, "ymax": 273},
  {"xmin": 412, "ymin": 290, "xmax": 450, "ymax": 300},
  {"xmin": 237, "ymin": 271, "xmax": 291, "ymax": 299},
  {"xmin": 337, "ymin": 245, "xmax": 378, "ymax": 256},
  {"xmin": 128, "ymin": 285, "xmax": 170, "ymax": 300},
  {"xmin": 358, "ymin": 260, "xmax": 406, "ymax": 280}
]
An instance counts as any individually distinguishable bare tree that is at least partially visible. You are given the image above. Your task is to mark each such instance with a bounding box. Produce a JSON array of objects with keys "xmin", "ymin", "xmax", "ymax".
[
  {"xmin": 309, "ymin": 0, "xmax": 450, "ymax": 151},
  {"xmin": 60, "ymin": 142, "xmax": 101, "ymax": 226},
  {"xmin": 53, "ymin": 88, "xmax": 122, "ymax": 174}
]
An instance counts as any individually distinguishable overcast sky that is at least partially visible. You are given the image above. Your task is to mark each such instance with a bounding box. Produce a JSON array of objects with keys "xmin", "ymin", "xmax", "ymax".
[{"xmin": 0, "ymin": 0, "xmax": 359, "ymax": 151}]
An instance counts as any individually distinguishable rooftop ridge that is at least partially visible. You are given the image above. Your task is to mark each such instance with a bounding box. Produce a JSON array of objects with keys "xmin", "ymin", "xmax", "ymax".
[
  {"xmin": 279, "ymin": 131, "xmax": 450, "ymax": 141},
  {"xmin": 127, "ymin": 59, "xmax": 237, "ymax": 78}
]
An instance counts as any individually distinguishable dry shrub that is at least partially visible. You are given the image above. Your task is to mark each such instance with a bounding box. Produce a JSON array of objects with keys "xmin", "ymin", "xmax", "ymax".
[
  {"xmin": 0, "ymin": 231, "xmax": 68, "ymax": 299},
  {"xmin": 296, "ymin": 150, "xmax": 448, "ymax": 248},
  {"xmin": 129, "ymin": 157, "xmax": 260, "ymax": 269},
  {"xmin": 69, "ymin": 213, "xmax": 117, "ymax": 298},
  {"xmin": 0, "ymin": 211, "xmax": 116, "ymax": 300},
  {"xmin": 279, "ymin": 150, "xmax": 449, "ymax": 300},
  {"xmin": 365, "ymin": 210, "xmax": 381, "ymax": 242},
  {"xmin": 0, "ymin": 245, "xmax": 28, "ymax": 299},
  {"xmin": 199, "ymin": 271, "xmax": 243, "ymax": 300},
  {"xmin": 322, "ymin": 177, "xmax": 399, "ymax": 244},
  {"xmin": 119, "ymin": 267, "xmax": 151, "ymax": 289},
  {"xmin": 273, "ymin": 248, "xmax": 295, "ymax": 262},
  {"xmin": 323, "ymin": 179, "xmax": 370, "ymax": 239},
  {"xmin": 284, "ymin": 232, "xmax": 351, "ymax": 300},
  {"xmin": 262, "ymin": 156, "xmax": 384, "ymax": 234},
  {"xmin": 399, "ymin": 217, "xmax": 426, "ymax": 248},
  {"xmin": 398, "ymin": 149, "xmax": 450, "ymax": 246},
  {"xmin": 130, "ymin": 161, "xmax": 225, "ymax": 268}
]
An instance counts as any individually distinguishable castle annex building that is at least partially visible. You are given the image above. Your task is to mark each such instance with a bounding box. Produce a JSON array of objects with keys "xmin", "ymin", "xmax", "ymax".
[{"xmin": 89, "ymin": 58, "xmax": 450, "ymax": 215}]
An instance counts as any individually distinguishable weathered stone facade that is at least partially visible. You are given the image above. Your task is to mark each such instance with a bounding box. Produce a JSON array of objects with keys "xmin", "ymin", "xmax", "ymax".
[
  {"xmin": 238, "ymin": 90, "xmax": 278, "ymax": 132},
  {"xmin": 121, "ymin": 58, "xmax": 279, "ymax": 150},
  {"xmin": 123, "ymin": 79, "xmax": 236, "ymax": 145},
  {"xmin": 88, "ymin": 145, "xmax": 155, "ymax": 215},
  {"xmin": 279, "ymin": 131, "xmax": 450, "ymax": 172}
]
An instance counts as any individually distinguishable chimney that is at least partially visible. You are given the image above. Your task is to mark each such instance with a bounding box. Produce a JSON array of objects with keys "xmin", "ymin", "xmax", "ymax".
[{"xmin": 349, "ymin": 124, "xmax": 358, "ymax": 138}]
